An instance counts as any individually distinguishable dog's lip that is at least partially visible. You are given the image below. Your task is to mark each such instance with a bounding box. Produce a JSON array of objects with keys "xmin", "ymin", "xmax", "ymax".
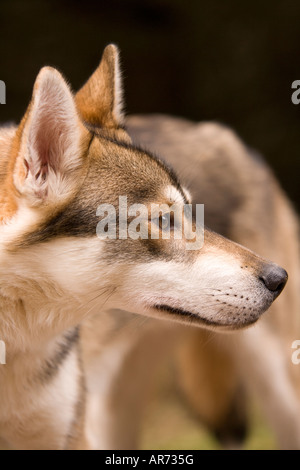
[
  {"xmin": 153, "ymin": 304, "xmax": 218, "ymax": 326},
  {"xmin": 152, "ymin": 304, "xmax": 259, "ymax": 329}
]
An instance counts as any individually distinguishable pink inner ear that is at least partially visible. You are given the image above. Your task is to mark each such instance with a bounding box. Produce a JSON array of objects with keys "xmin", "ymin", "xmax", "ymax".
[
  {"xmin": 29, "ymin": 103, "xmax": 71, "ymax": 179},
  {"xmin": 24, "ymin": 69, "xmax": 80, "ymax": 198}
]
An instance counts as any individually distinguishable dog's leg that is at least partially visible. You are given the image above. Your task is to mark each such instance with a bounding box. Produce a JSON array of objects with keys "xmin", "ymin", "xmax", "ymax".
[
  {"xmin": 176, "ymin": 324, "xmax": 300, "ymax": 450},
  {"xmin": 0, "ymin": 334, "xmax": 91, "ymax": 450},
  {"xmin": 85, "ymin": 334, "xmax": 145, "ymax": 450},
  {"xmin": 233, "ymin": 323, "xmax": 300, "ymax": 450},
  {"xmin": 176, "ymin": 328, "xmax": 249, "ymax": 448},
  {"xmin": 84, "ymin": 316, "xmax": 176, "ymax": 450}
]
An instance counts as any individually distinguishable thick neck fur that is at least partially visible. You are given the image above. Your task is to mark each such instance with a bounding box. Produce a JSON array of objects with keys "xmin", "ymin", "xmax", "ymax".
[{"xmin": 0, "ymin": 277, "xmax": 78, "ymax": 355}]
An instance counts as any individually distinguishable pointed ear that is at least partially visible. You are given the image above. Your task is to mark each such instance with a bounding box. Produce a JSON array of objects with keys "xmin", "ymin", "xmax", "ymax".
[
  {"xmin": 75, "ymin": 44, "xmax": 124, "ymax": 129},
  {"xmin": 14, "ymin": 66, "xmax": 86, "ymax": 206}
]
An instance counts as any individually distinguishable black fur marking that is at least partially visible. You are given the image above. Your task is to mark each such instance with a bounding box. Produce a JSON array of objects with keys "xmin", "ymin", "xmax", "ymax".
[
  {"xmin": 64, "ymin": 344, "xmax": 86, "ymax": 449},
  {"xmin": 38, "ymin": 327, "xmax": 80, "ymax": 384},
  {"xmin": 21, "ymin": 205, "xmax": 101, "ymax": 246},
  {"xmin": 153, "ymin": 305, "xmax": 258, "ymax": 328},
  {"xmin": 213, "ymin": 385, "xmax": 249, "ymax": 446}
]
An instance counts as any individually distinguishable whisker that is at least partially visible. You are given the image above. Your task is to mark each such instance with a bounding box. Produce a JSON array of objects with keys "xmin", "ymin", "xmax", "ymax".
[
  {"xmin": 83, "ymin": 288, "xmax": 114, "ymax": 317},
  {"xmin": 72, "ymin": 285, "xmax": 114, "ymax": 316}
]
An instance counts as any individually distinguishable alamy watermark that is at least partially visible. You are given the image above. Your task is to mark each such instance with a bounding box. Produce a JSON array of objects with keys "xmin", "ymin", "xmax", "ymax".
[
  {"xmin": 291, "ymin": 81, "xmax": 300, "ymax": 104},
  {"xmin": 96, "ymin": 197, "xmax": 204, "ymax": 250},
  {"xmin": 0, "ymin": 340, "xmax": 6, "ymax": 365},
  {"xmin": 0, "ymin": 80, "xmax": 5, "ymax": 104},
  {"xmin": 292, "ymin": 340, "xmax": 300, "ymax": 365}
]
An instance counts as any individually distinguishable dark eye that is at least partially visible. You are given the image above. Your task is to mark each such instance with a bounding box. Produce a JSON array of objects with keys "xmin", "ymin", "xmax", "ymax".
[
  {"xmin": 153, "ymin": 212, "xmax": 174, "ymax": 231},
  {"xmin": 160, "ymin": 213, "xmax": 170, "ymax": 230}
]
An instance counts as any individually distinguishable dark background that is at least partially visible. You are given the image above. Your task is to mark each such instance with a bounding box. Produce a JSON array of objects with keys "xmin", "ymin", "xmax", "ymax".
[{"xmin": 0, "ymin": 0, "xmax": 299, "ymax": 210}]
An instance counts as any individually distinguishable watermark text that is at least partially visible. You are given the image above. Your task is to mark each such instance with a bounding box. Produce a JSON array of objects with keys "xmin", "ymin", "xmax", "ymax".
[
  {"xmin": 291, "ymin": 340, "xmax": 300, "ymax": 365},
  {"xmin": 0, "ymin": 80, "xmax": 5, "ymax": 104},
  {"xmin": 96, "ymin": 197, "xmax": 204, "ymax": 250},
  {"xmin": 0, "ymin": 340, "xmax": 6, "ymax": 364}
]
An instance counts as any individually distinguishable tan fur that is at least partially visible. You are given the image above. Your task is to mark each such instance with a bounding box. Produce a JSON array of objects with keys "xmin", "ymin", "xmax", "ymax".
[
  {"xmin": 0, "ymin": 45, "xmax": 294, "ymax": 450},
  {"xmin": 76, "ymin": 44, "xmax": 123, "ymax": 129},
  {"xmin": 0, "ymin": 121, "xmax": 24, "ymax": 221}
]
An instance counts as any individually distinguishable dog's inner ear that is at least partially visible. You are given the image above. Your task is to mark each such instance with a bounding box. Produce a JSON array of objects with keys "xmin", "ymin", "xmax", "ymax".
[
  {"xmin": 75, "ymin": 44, "xmax": 124, "ymax": 130},
  {"xmin": 13, "ymin": 66, "xmax": 86, "ymax": 206}
]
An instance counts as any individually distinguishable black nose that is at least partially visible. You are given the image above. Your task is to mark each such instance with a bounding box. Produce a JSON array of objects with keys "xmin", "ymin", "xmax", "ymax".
[{"xmin": 259, "ymin": 264, "xmax": 288, "ymax": 295}]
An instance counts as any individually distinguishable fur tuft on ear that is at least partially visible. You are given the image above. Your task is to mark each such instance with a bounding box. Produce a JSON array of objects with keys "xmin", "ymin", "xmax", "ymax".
[
  {"xmin": 14, "ymin": 67, "xmax": 85, "ymax": 206},
  {"xmin": 75, "ymin": 44, "xmax": 124, "ymax": 129}
]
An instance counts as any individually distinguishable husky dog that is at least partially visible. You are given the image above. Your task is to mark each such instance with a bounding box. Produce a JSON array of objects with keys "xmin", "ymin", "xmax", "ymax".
[{"xmin": 0, "ymin": 45, "xmax": 291, "ymax": 450}]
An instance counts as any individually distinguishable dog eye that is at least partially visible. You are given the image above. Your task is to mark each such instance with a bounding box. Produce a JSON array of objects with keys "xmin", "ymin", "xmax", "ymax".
[
  {"xmin": 153, "ymin": 213, "xmax": 172, "ymax": 231},
  {"xmin": 160, "ymin": 214, "xmax": 170, "ymax": 230}
]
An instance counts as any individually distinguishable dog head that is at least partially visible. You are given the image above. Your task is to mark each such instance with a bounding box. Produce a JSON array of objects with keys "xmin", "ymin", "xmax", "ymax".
[{"xmin": 0, "ymin": 45, "xmax": 287, "ymax": 349}]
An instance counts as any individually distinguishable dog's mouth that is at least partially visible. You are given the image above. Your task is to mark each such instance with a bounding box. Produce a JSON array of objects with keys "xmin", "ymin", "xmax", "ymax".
[{"xmin": 152, "ymin": 304, "xmax": 259, "ymax": 330}]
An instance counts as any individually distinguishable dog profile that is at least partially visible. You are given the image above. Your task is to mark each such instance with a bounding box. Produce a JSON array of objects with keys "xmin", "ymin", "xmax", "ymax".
[{"xmin": 0, "ymin": 45, "xmax": 293, "ymax": 449}]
